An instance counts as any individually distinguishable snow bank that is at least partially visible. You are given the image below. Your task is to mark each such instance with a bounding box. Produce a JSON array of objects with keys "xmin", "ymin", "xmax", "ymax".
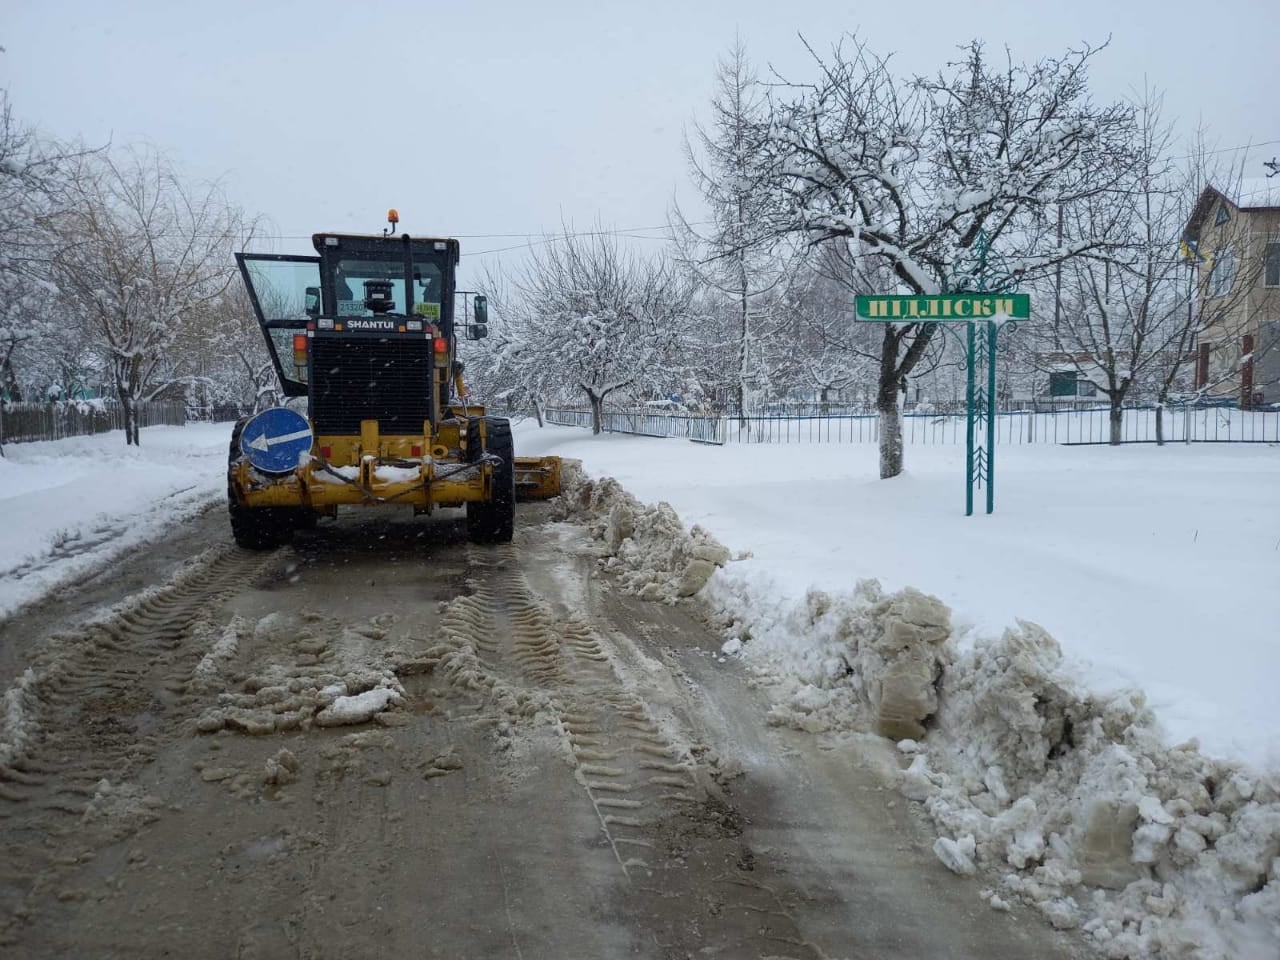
[
  {"xmin": 723, "ymin": 580, "xmax": 1280, "ymax": 958},
  {"xmin": 914, "ymin": 619, "xmax": 1280, "ymax": 958},
  {"xmin": 562, "ymin": 467, "xmax": 1280, "ymax": 959},
  {"xmin": 555, "ymin": 464, "xmax": 731, "ymax": 602}
]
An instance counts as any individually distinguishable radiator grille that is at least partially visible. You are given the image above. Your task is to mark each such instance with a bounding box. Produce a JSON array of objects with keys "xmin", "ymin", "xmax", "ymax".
[{"xmin": 310, "ymin": 336, "xmax": 433, "ymax": 435}]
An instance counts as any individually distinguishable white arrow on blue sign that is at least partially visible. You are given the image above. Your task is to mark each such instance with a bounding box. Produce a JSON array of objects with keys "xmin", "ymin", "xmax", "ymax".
[{"xmin": 240, "ymin": 408, "xmax": 313, "ymax": 474}]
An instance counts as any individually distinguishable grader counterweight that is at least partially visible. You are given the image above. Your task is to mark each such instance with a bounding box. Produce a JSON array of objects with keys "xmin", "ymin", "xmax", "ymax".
[{"xmin": 226, "ymin": 218, "xmax": 559, "ymax": 549}]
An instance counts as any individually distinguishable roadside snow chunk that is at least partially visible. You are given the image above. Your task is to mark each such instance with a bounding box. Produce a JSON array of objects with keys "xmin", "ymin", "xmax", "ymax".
[
  {"xmin": 315, "ymin": 685, "xmax": 403, "ymax": 727},
  {"xmin": 1138, "ymin": 795, "xmax": 1174, "ymax": 825},
  {"xmin": 934, "ymin": 834, "xmax": 978, "ymax": 875}
]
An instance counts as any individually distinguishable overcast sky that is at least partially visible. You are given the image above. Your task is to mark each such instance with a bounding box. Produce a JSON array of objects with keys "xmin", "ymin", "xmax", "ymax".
[{"xmin": 3, "ymin": 0, "xmax": 1277, "ymax": 286}]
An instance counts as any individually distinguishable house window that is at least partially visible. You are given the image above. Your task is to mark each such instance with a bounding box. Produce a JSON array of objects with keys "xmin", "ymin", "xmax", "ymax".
[
  {"xmin": 1048, "ymin": 371, "xmax": 1094, "ymax": 397},
  {"xmin": 1266, "ymin": 242, "xmax": 1280, "ymax": 288},
  {"xmin": 1208, "ymin": 341, "xmax": 1236, "ymax": 382},
  {"xmin": 1215, "ymin": 203, "xmax": 1231, "ymax": 226},
  {"xmin": 1209, "ymin": 249, "xmax": 1235, "ymax": 297}
]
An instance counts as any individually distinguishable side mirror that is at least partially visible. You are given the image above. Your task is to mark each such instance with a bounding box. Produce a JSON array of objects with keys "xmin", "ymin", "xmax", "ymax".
[
  {"xmin": 473, "ymin": 295, "xmax": 488, "ymax": 325},
  {"xmin": 304, "ymin": 286, "xmax": 321, "ymax": 317},
  {"xmin": 466, "ymin": 323, "xmax": 489, "ymax": 341}
]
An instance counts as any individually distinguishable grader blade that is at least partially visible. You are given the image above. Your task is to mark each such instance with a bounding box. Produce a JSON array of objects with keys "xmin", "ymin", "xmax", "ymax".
[{"xmin": 514, "ymin": 456, "xmax": 562, "ymax": 501}]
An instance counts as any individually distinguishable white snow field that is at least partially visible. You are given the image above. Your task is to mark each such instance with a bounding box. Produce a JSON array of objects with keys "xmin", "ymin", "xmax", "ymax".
[
  {"xmin": 0, "ymin": 423, "xmax": 230, "ymax": 619},
  {"xmin": 517, "ymin": 422, "xmax": 1280, "ymax": 960},
  {"xmin": 1, "ymin": 419, "xmax": 1277, "ymax": 957}
]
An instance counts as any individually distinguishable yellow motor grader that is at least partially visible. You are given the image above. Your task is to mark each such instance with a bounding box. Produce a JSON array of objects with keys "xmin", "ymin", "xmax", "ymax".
[{"xmin": 227, "ymin": 213, "xmax": 559, "ymax": 549}]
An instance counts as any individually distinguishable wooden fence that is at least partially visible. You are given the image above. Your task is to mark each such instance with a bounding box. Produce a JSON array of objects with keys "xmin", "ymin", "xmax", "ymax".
[{"xmin": 0, "ymin": 400, "xmax": 188, "ymax": 445}]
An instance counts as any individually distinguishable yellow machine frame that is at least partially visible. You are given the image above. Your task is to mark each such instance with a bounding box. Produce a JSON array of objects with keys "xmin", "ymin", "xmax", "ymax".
[{"xmin": 230, "ymin": 412, "xmax": 560, "ymax": 513}]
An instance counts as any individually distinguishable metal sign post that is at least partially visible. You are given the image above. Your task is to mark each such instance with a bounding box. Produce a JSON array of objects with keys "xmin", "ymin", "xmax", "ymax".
[
  {"xmin": 853, "ymin": 235, "xmax": 1028, "ymax": 515},
  {"xmin": 963, "ymin": 318, "xmax": 1004, "ymax": 516}
]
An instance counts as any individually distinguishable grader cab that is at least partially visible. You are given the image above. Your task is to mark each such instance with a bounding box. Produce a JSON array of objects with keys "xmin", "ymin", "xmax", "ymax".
[{"xmin": 227, "ymin": 215, "xmax": 560, "ymax": 550}]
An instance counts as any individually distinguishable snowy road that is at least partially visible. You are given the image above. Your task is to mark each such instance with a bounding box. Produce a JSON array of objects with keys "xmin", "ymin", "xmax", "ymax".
[{"xmin": 0, "ymin": 501, "xmax": 1090, "ymax": 959}]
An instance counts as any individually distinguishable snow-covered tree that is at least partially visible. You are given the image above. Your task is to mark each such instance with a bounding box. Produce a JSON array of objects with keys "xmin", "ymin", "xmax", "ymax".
[
  {"xmin": 492, "ymin": 230, "xmax": 692, "ymax": 434},
  {"xmin": 47, "ymin": 148, "xmax": 250, "ymax": 444},
  {"xmin": 462, "ymin": 267, "xmax": 556, "ymax": 423},
  {"xmin": 177, "ymin": 283, "xmax": 277, "ymax": 418},
  {"xmin": 781, "ymin": 248, "xmax": 883, "ymax": 408},
  {"xmin": 0, "ymin": 92, "xmax": 84, "ymax": 405},
  {"xmin": 673, "ymin": 38, "xmax": 787, "ymax": 419},
  {"xmin": 758, "ymin": 37, "xmax": 1137, "ymax": 477},
  {"xmin": 1048, "ymin": 101, "xmax": 1265, "ymax": 444}
]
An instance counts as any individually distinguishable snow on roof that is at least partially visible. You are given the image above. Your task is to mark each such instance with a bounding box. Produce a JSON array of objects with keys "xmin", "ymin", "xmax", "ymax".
[{"xmin": 1229, "ymin": 176, "xmax": 1280, "ymax": 210}]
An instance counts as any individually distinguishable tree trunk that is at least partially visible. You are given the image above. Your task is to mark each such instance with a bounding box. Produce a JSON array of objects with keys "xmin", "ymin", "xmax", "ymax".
[
  {"xmin": 1154, "ymin": 402, "xmax": 1165, "ymax": 446},
  {"xmin": 1108, "ymin": 395, "xmax": 1124, "ymax": 446},
  {"xmin": 119, "ymin": 390, "xmax": 139, "ymax": 446},
  {"xmin": 877, "ymin": 330, "xmax": 904, "ymax": 479},
  {"xmin": 736, "ymin": 253, "xmax": 749, "ymax": 427},
  {"xmin": 587, "ymin": 390, "xmax": 603, "ymax": 435},
  {"xmin": 1, "ymin": 353, "xmax": 23, "ymax": 401},
  {"xmin": 819, "ymin": 386, "xmax": 830, "ymax": 416},
  {"xmin": 533, "ymin": 399, "xmax": 544, "ymax": 428},
  {"xmin": 119, "ymin": 355, "xmax": 144, "ymax": 446},
  {"xmin": 877, "ymin": 374, "xmax": 903, "ymax": 479}
]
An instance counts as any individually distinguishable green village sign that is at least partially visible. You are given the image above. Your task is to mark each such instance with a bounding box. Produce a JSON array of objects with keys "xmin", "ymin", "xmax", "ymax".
[
  {"xmin": 854, "ymin": 235, "xmax": 1030, "ymax": 517},
  {"xmin": 854, "ymin": 293, "xmax": 1030, "ymax": 322}
]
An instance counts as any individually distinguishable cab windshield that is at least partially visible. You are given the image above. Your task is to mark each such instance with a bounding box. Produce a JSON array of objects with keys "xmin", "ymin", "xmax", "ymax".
[
  {"xmin": 332, "ymin": 255, "xmax": 444, "ymax": 318},
  {"xmin": 334, "ymin": 256, "xmax": 408, "ymax": 316}
]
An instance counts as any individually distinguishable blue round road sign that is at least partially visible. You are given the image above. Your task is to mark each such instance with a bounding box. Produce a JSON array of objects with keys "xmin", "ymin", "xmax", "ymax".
[{"xmin": 240, "ymin": 408, "xmax": 313, "ymax": 474}]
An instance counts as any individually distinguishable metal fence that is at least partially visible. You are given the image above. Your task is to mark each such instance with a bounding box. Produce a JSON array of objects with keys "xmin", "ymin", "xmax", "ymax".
[
  {"xmin": 544, "ymin": 404, "xmax": 1280, "ymax": 446},
  {"xmin": 0, "ymin": 400, "xmax": 188, "ymax": 445},
  {"xmin": 545, "ymin": 407, "xmax": 728, "ymax": 443}
]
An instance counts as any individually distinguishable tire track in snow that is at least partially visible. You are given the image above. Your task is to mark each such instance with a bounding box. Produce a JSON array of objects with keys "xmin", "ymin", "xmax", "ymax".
[
  {"xmin": 437, "ymin": 544, "xmax": 704, "ymax": 878},
  {"xmin": 0, "ymin": 546, "xmax": 279, "ymax": 942},
  {"xmin": 0, "ymin": 546, "xmax": 276, "ymax": 818}
]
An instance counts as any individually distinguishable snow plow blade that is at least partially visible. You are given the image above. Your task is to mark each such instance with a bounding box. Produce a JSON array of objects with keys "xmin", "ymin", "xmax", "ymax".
[{"xmin": 514, "ymin": 456, "xmax": 561, "ymax": 501}]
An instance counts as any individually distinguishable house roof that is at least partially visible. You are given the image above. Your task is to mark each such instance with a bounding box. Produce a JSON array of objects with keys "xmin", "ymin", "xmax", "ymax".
[
  {"xmin": 1183, "ymin": 177, "xmax": 1280, "ymax": 242},
  {"xmin": 1234, "ymin": 177, "xmax": 1280, "ymax": 210}
]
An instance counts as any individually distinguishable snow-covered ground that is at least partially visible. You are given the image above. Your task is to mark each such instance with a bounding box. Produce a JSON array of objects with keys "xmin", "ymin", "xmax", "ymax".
[
  {"xmin": 515, "ymin": 422, "xmax": 1280, "ymax": 959},
  {"xmin": 0, "ymin": 424, "xmax": 230, "ymax": 620},
  {"xmin": 2, "ymin": 419, "xmax": 1277, "ymax": 956},
  {"xmin": 6, "ymin": 421, "xmax": 1272, "ymax": 764},
  {"xmin": 517, "ymin": 424, "xmax": 1279, "ymax": 769},
  {"xmin": 7, "ymin": 419, "xmax": 1269, "ymax": 768}
]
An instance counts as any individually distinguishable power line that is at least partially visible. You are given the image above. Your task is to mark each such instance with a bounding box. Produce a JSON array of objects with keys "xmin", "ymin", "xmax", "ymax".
[
  {"xmin": 234, "ymin": 221, "xmax": 710, "ymax": 258},
  {"xmin": 1168, "ymin": 138, "xmax": 1280, "ymax": 162},
  {"xmin": 468, "ymin": 227, "xmax": 690, "ymax": 259},
  {"xmin": 243, "ymin": 221, "xmax": 691, "ymax": 243}
]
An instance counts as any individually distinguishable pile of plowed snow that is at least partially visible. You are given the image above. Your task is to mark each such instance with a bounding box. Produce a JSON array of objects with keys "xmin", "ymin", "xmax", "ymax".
[
  {"xmin": 554, "ymin": 468, "xmax": 732, "ymax": 602},
  {"xmin": 560, "ymin": 464, "xmax": 1280, "ymax": 960}
]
